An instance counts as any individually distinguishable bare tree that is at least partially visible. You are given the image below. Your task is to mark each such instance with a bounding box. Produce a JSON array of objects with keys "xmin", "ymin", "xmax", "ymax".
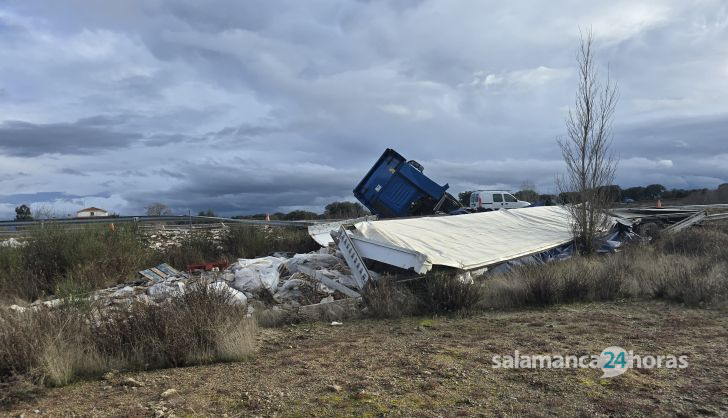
[
  {"xmin": 145, "ymin": 202, "xmax": 172, "ymax": 216},
  {"xmin": 558, "ymin": 29, "xmax": 619, "ymax": 254},
  {"xmin": 515, "ymin": 181, "xmax": 539, "ymax": 203}
]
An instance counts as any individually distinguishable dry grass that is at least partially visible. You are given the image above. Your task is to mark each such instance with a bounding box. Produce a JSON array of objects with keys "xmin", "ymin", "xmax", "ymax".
[
  {"xmin": 364, "ymin": 226, "xmax": 728, "ymax": 317},
  {"xmin": 0, "ymin": 224, "xmax": 319, "ymax": 303},
  {"xmin": 0, "ymin": 286, "xmax": 257, "ymax": 402},
  {"xmin": 479, "ymin": 226, "xmax": 728, "ymax": 309},
  {"xmin": 363, "ymin": 271, "xmax": 482, "ymax": 318},
  {"xmin": 4, "ymin": 302, "xmax": 726, "ymax": 417},
  {"xmin": 0, "ymin": 224, "xmax": 157, "ymax": 302},
  {"xmin": 362, "ymin": 277, "xmax": 418, "ymax": 319}
]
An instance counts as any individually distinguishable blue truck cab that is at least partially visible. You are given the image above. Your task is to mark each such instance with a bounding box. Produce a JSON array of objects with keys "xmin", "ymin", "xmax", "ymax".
[{"xmin": 354, "ymin": 148, "xmax": 461, "ymax": 218}]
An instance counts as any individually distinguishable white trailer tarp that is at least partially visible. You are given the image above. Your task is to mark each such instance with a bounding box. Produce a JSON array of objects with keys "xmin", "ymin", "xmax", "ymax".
[{"xmin": 351, "ymin": 206, "xmax": 579, "ymax": 272}]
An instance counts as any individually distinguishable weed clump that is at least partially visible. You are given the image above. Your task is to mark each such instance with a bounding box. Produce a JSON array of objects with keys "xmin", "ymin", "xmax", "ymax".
[{"xmin": 0, "ymin": 285, "xmax": 257, "ymax": 398}]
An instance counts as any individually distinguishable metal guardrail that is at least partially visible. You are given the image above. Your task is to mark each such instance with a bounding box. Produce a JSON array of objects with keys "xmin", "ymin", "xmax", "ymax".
[{"xmin": 0, "ymin": 215, "xmax": 325, "ymax": 237}]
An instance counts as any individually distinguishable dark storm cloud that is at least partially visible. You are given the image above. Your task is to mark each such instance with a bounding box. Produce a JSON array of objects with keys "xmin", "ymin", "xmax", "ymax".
[
  {"xmin": 0, "ymin": 191, "xmax": 83, "ymax": 204},
  {"xmin": 122, "ymin": 158, "xmax": 360, "ymax": 214},
  {"xmin": 0, "ymin": 119, "xmax": 142, "ymax": 157},
  {"xmin": 614, "ymin": 114, "xmax": 728, "ymax": 159},
  {"xmin": 0, "ymin": 1, "xmax": 726, "ymax": 218}
]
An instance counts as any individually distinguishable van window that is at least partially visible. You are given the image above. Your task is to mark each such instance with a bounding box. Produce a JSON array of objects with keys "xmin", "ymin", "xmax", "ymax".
[
  {"xmin": 493, "ymin": 193, "xmax": 503, "ymax": 202},
  {"xmin": 505, "ymin": 194, "xmax": 517, "ymax": 202},
  {"xmin": 470, "ymin": 193, "xmax": 477, "ymax": 205}
]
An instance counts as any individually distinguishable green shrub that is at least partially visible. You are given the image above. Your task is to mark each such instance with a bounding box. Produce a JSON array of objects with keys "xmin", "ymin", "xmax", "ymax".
[
  {"xmin": 221, "ymin": 226, "xmax": 319, "ymax": 259},
  {"xmin": 0, "ymin": 225, "xmax": 155, "ymax": 302},
  {"xmin": 162, "ymin": 231, "xmax": 223, "ymax": 270}
]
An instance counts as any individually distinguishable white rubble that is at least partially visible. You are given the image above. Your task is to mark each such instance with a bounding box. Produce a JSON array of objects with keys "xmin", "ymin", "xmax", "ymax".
[
  {"xmin": 231, "ymin": 256, "xmax": 284, "ymax": 293},
  {"xmin": 148, "ymin": 281, "xmax": 186, "ymax": 300},
  {"xmin": 0, "ymin": 238, "xmax": 25, "ymax": 248},
  {"xmin": 207, "ymin": 281, "xmax": 248, "ymax": 306},
  {"xmin": 5, "ymin": 250, "xmax": 364, "ymax": 314}
]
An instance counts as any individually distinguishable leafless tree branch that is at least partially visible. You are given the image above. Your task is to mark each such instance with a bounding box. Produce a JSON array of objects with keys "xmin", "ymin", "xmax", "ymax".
[{"xmin": 557, "ymin": 28, "xmax": 619, "ymax": 254}]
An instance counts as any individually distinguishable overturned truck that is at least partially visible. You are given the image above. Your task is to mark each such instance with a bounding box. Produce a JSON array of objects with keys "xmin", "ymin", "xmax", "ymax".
[{"xmin": 311, "ymin": 148, "xmax": 728, "ymax": 291}]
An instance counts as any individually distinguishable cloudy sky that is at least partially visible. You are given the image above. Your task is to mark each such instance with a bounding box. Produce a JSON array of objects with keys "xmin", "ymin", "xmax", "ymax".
[{"xmin": 1, "ymin": 0, "xmax": 727, "ymax": 218}]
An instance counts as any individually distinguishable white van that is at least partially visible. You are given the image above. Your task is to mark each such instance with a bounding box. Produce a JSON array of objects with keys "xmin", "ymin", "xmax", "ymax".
[{"xmin": 469, "ymin": 190, "xmax": 530, "ymax": 211}]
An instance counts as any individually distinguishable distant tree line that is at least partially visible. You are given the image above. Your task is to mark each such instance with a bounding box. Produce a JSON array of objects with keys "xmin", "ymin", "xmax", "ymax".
[
  {"xmin": 458, "ymin": 183, "xmax": 728, "ymax": 207},
  {"xmin": 233, "ymin": 201, "xmax": 369, "ymax": 221}
]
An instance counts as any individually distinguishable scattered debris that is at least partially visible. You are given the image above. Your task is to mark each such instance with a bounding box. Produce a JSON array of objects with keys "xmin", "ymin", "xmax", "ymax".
[
  {"xmin": 187, "ymin": 260, "xmax": 229, "ymax": 273},
  {"xmin": 231, "ymin": 256, "xmax": 284, "ymax": 293},
  {"xmin": 0, "ymin": 237, "xmax": 25, "ymax": 248},
  {"xmin": 7, "ymin": 250, "xmax": 363, "ymax": 316}
]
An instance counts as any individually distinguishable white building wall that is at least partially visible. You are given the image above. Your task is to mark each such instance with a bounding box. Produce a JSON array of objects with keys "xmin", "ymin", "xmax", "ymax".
[{"xmin": 76, "ymin": 210, "xmax": 109, "ymax": 218}]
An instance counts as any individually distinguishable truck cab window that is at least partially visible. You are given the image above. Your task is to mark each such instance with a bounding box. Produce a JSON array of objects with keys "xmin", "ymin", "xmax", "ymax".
[{"xmin": 505, "ymin": 194, "xmax": 517, "ymax": 202}]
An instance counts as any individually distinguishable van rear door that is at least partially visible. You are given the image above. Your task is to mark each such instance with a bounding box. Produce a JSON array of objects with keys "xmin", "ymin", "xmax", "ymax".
[{"xmin": 479, "ymin": 192, "xmax": 494, "ymax": 210}]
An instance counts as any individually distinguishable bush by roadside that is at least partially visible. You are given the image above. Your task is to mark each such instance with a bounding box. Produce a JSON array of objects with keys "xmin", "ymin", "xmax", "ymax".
[
  {"xmin": 0, "ymin": 225, "xmax": 157, "ymax": 302},
  {"xmin": 364, "ymin": 271, "xmax": 482, "ymax": 318},
  {"xmin": 478, "ymin": 227, "xmax": 728, "ymax": 309},
  {"xmin": 0, "ymin": 285, "xmax": 256, "ymax": 404}
]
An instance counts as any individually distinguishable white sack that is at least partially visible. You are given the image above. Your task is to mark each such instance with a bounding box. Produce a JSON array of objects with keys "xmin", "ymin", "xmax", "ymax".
[
  {"xmin": 208, "ymin": 281, "xmax": 248, "ymax": 306},
  {"xmin": 231, "ymin": 256, "xmax": 284, "ymax": 292}
]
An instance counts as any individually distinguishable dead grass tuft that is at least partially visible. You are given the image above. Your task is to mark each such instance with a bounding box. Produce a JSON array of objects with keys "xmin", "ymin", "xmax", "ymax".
[
  {"xmin": 479, "ymin": 228, "xmax": 728, "ymax": 309},
  {"xmin": 0, "ymin": 285, "xmax": 257, "ymax": 395},
  {"xmin": 362, "ymin": 277, "xmax": 418, "ymax": 319}
]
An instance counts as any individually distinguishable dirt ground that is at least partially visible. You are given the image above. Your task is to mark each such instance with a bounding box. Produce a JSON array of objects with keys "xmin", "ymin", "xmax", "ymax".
[{"xmin": 3, "ymin": 300, "xmax": 727, "ymax": 417}]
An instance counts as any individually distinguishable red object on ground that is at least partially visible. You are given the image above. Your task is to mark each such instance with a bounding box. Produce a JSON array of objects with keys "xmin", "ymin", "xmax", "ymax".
[{"xmin": 187, "ymin": 260, "xmax": 230, "ymax": 273}]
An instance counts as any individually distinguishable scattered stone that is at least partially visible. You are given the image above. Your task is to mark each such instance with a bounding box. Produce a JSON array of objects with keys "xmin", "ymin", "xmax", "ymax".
[
  {"xmin": 331, "ymin": 321, "xmax": 343, "ymax": 326},
  {"xmin": 9, "ymin": 304, "xmax": 27, "ymax": 313},
  {"xmin": 120, "ymin": 377, "xmax": 144, "ymax": 387},
  {"xmin": 327, "ymin": 384, "xmax": 343, "ymax": 393},
  {"xmin": 160, "ymin": 389, "xmax": 179, "ymax": 400},
  {"xmin": 102, "ymin": 370, "xmax": 118, "ymax": 381},
  {"xmin": 355, "ymin": 389, "xmax": 372, "ymax": 400}
]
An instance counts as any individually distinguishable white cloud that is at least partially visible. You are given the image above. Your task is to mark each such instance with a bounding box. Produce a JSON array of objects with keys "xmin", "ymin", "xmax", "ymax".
[
  {"xmin": 589, "ymin": 2, "xmax": 674, "ymax": 44},
  {"xmin": 468, "ymin": 66, "xmax": 571, "ymax": 89}
]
